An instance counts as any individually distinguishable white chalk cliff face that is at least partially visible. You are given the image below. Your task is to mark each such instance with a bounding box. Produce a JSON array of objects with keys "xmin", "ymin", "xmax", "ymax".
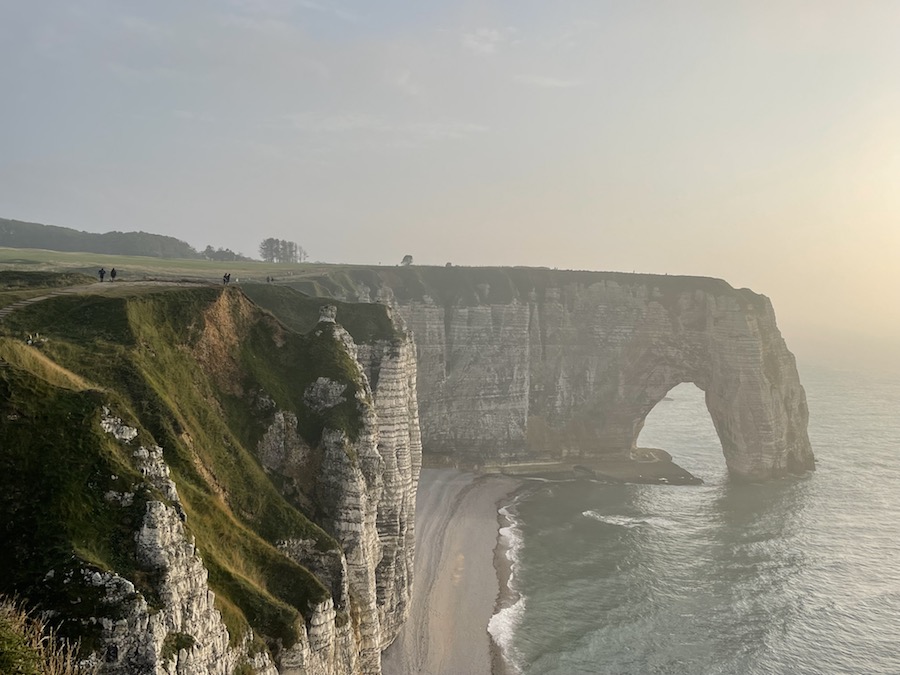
[
  {"xmin": 339, "ymin": 271, "xmax": 814, "ymax": 480},
  {"xmin": 255, "ymin": 309, "xmax": 421, "ymax": 674}
]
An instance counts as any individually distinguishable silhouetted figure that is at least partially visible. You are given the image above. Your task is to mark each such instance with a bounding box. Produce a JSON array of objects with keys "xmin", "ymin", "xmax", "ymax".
[
  {"xmin": 110, "ymin": 268, "xmax": 117, "ymax": 281},
  {"xmin": 99, "ymin": 267, "xmax": 106, "ymax": 282},
  {"xmin": 223, "ymin": 273, "xmax": 231, "ymax": 285}
]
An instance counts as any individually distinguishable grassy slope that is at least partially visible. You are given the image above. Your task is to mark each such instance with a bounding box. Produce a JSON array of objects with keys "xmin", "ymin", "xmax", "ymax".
[
  {"xmin": 0, "ymin": 281, "xmax": 368, "ymax": 654},
  {"xmin": 241, "ymin": 284, "xmax": 398, "ymax": 343}
]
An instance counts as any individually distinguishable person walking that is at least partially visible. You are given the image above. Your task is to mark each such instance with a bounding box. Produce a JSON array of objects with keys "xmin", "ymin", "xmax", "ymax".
[
  {"xmin": 110, "ymin": 268, "xmax": 117, "ymax": 281},
  {"xmin": 98, "ymin": 267, "xmax": 106, "ymax": 282}
]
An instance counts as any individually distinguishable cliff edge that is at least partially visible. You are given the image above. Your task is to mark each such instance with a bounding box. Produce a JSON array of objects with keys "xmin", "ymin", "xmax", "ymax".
[{"xmin": 0, "ymin": 281, "xmax": 420, "ymax": 674}]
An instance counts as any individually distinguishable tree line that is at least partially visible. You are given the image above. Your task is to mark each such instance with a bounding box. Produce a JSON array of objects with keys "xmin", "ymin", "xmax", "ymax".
[
  {"xmin": 0, "ymin": 217, "xmax": 311, "ymax": 264},
  {"xmin": 0, "ymin": 218, "xmax": 201, "ymax": 259}
]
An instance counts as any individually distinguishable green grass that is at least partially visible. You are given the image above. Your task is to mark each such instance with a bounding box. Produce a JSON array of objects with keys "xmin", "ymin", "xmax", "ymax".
[
  {"xmin": 0, "ymin": 284, "xmax": 367, "ymax": 655},
  {"xmin": 0, "ymin": 270, "xmax": 99, "ymax": 309},
  {"xmin": 0, "ymin": 270, "xmax": 96, "ymax": 290},
  {"xmin": 241, "ymin": 284, "xmax": 399, "ymax": 343},
  {"xmin": 0, "ymin": 246, "xmax": 348, "ymax": 285},
  {"xmin": 0, "ymin": 369, "xmax": 150, "ymax": 648}
]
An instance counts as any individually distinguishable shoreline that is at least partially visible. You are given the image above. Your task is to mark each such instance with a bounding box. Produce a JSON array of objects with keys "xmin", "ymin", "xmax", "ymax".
[
  {"xmin": 490, "ymin": 496, "xmax": 523, "ymax": 675},
  {"xmin": 381, "ymin": 468, "xmax": 521, "ymax": 675}
]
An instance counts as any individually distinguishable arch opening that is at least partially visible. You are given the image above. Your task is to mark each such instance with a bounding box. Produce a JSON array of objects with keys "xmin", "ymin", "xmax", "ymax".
[{"xmin": 636, "ymin": 382, "xmax": 726, "ymax": 481}]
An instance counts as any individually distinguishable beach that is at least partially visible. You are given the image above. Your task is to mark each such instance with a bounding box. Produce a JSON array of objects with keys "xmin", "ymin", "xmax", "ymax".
[{"xmin": 382, "ymin": 468, "xmax": 520, "ymax": 675}]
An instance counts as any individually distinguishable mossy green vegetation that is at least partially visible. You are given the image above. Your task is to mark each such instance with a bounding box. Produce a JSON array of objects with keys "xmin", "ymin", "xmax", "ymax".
[
  {"xmin": 161, "ymin": 632, "xmax": 196, "ymax": 662},
  {"xmin": 0, "ymin": 284, "xmax": 368, "ymax": 656},
  {"xmin": 241, "ymin": 283, "xmax": 399, "ymax": 343},
  {"xmin": 0, "ymin": 367, "xmax": 150, "ymax": 648}
]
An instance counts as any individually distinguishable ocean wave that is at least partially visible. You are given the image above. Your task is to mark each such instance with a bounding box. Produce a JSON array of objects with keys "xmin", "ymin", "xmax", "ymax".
[
  {"xmin": 498, "ymin": 505, "xmax": 525, "ymax": 569},
  {"xmin": 582, "ymin": 511, "xmax": 677, "ymax": 528},
  {"xmin": 488, "ymin": 597, "xmax": 526, "ymax": 674},
  {"xmin": 490, "ymin": 500, "xmax": 527, "ymax": 673}
]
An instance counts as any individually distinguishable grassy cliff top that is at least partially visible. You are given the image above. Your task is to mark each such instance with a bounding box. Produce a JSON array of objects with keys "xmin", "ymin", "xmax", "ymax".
[
  {"xmin": 242, "ymin": 284, "xmax": 400, "ymax": 342},
  {"xmin": 0, "ymin": 247, "xmax": 768, "ymax": 309},
  {"xmin": 0, "ymin": 283, "xmax": 369, "ymax": 653},
  {"xmin": 288, "ymin": 264, "xmax": 765, "ymax": 307}
]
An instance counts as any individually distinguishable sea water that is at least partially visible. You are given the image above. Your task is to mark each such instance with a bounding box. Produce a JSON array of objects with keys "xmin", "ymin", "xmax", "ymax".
[{"xmin": 489, "ymin": 365, "xmax": 900, "ymax": 674}]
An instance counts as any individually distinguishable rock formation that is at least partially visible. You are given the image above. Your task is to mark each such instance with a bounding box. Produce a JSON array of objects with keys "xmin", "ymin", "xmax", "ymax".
[
  {"xmin": 0, "ymin": 265, "xmax": 813, "ymax": 675},
  {"xmin": 0, "ymin": 285, "xmax": 421, "ymax": 674},
  {"xmin": 306, "ymin": 268, "xmax": 814, "ymax": 481}
]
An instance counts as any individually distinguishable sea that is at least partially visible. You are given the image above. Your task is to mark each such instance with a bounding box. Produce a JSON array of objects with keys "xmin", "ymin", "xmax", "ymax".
[{"xmin": 488, "ymin": 365, "xmax": 900, "ymax": 675}]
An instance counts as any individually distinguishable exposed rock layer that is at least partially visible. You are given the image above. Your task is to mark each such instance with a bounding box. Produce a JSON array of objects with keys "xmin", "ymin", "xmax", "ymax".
[
  {"xmin": 326, "ymin": 269, "xmax": 814, "ymax": 480},
  {"xmin": 253, "ymin": 312, "xmax": 421, "ymax": 674}
]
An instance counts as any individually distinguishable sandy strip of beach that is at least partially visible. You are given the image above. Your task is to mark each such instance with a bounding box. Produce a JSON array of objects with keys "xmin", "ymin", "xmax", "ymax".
[{"xmin": 382, "ymin": 468, "xmax": 520, "ymax": 675}]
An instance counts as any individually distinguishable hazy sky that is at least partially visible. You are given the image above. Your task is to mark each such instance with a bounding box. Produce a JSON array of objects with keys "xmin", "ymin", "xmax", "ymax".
[{"xmin": 2, "ymin": 1, "xmax": 899, "ymax": 371}]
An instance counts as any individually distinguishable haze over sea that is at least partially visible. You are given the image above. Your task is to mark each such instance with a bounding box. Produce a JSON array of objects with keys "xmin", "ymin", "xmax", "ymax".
[{"xmin": 490, "ymin": 365, "xmax": 900, "ymax": 674}]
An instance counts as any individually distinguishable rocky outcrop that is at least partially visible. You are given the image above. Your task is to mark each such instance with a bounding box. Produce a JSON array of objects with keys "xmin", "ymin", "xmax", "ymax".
[
  {"xmin": 355, "ymin": 315, "xmax": 421, "ymax": 646},
  {"xmin": 90, "ymin": 410, "xmax": 277, "ymax": 675},
  {"xmin": 87, "ymin": 309, "xmax": 422, "ymax": 675},
  {"xmin": 331, "ymin": 269, "xmax": 813, "ymax": 480},
  {"xmin": 254, "ymin": 307, "xmax": 421, "ymax": 673}
]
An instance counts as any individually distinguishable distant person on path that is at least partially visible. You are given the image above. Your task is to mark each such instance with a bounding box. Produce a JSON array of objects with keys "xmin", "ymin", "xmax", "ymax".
[
  {"xmin": 98, "ymin": 267, "xmax": 106, "ymax": 282},
  {"xmin": 110, "ymin": 268, "xmax": 117, "ymax": 281},
  {"xmin": 223, "ymin": 273, "xmax": 231, "ymax": 285}
]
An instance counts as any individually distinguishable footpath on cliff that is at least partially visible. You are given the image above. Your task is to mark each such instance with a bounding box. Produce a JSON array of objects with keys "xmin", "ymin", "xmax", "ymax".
[{"xmin": 0, "ymin": 279, "xmax": 218, "ymax": 324}]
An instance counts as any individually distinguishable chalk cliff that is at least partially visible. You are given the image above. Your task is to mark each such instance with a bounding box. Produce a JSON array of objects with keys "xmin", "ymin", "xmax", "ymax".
[
  {"xmin": 284, "ymin": 267, "xmax": 814, "ymax": 481},
  {"xmin": 0, "ymin": 284, "xmax": 420, "ymax": 674}
]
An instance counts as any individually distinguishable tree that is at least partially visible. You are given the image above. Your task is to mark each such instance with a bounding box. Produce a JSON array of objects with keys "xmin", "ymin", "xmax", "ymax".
[
  {"xmin": 401, "ymin": 254, "xmax": 413, "ymax": 266},
  {"xmin": 258, "ymin": 238, "xmax": 278, "ymax": 263},
  {"xmin": 258, "ymin": 238, "xmax": 307, "ymax": 263}
]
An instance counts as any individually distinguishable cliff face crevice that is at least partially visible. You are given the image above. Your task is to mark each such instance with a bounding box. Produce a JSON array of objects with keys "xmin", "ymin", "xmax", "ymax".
[
  {"xmin": 328, "ymin": 270, "xmax": 813, "ymax": 480},
  {"xmin": 355, "ymin": 328, "xmax": 421, "ymax": 647}
]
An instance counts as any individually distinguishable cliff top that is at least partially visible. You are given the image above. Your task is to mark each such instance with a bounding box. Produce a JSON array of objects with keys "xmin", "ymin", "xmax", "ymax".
[{"xmin": 0, "ymin": 247, "xmax": 768, "ymax": 310}]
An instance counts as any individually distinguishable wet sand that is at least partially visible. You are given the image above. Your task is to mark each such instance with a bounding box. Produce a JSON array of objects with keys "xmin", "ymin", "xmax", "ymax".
[{"xmin": 382, "ymin": 468, "xmax": 520, "ymax": 675}]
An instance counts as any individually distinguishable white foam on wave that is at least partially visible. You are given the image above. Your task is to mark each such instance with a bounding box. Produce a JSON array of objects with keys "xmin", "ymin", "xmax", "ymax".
[
  {"xmin": 498, "ymin": 505, "xmax": 525, "ymax": 568},
  {"xmin": 488, "ymin": 596, "xmax": 526, "ymax": 674},
  {"xmin": 489, "ymin": 500, "xmax": 527, "ymax": 674},
  {"xmin": 582, "ymin": 511, "xmax": 677, "ymax": 529}
]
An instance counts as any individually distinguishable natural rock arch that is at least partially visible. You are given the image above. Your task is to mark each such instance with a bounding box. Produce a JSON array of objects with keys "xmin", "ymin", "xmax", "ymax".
[
  {"xmin": 319, "ymin": 268, "xmax": 816, "ymax": 482},
  {"xmin": 585, "ymin": 297, "xmax": 814, "ymax": 480}
]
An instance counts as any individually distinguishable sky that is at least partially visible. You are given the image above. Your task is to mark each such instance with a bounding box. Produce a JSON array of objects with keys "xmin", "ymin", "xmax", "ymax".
[{"xmin": 1, "ymin": 0, "xmax": 899, "ymax": 372}]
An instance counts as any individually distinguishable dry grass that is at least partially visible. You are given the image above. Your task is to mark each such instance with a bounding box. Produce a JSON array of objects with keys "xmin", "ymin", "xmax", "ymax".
[
  {"xmin": 0, "ymin": 596, "xmax": 98, "ymax": 675},
  {"xmin": 191, "ymin": 289, "xmax": 255, "ymax": 396},
  {"xmin": 0, "ymin": 339, "xmax": 93, "ymax": 391}
]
